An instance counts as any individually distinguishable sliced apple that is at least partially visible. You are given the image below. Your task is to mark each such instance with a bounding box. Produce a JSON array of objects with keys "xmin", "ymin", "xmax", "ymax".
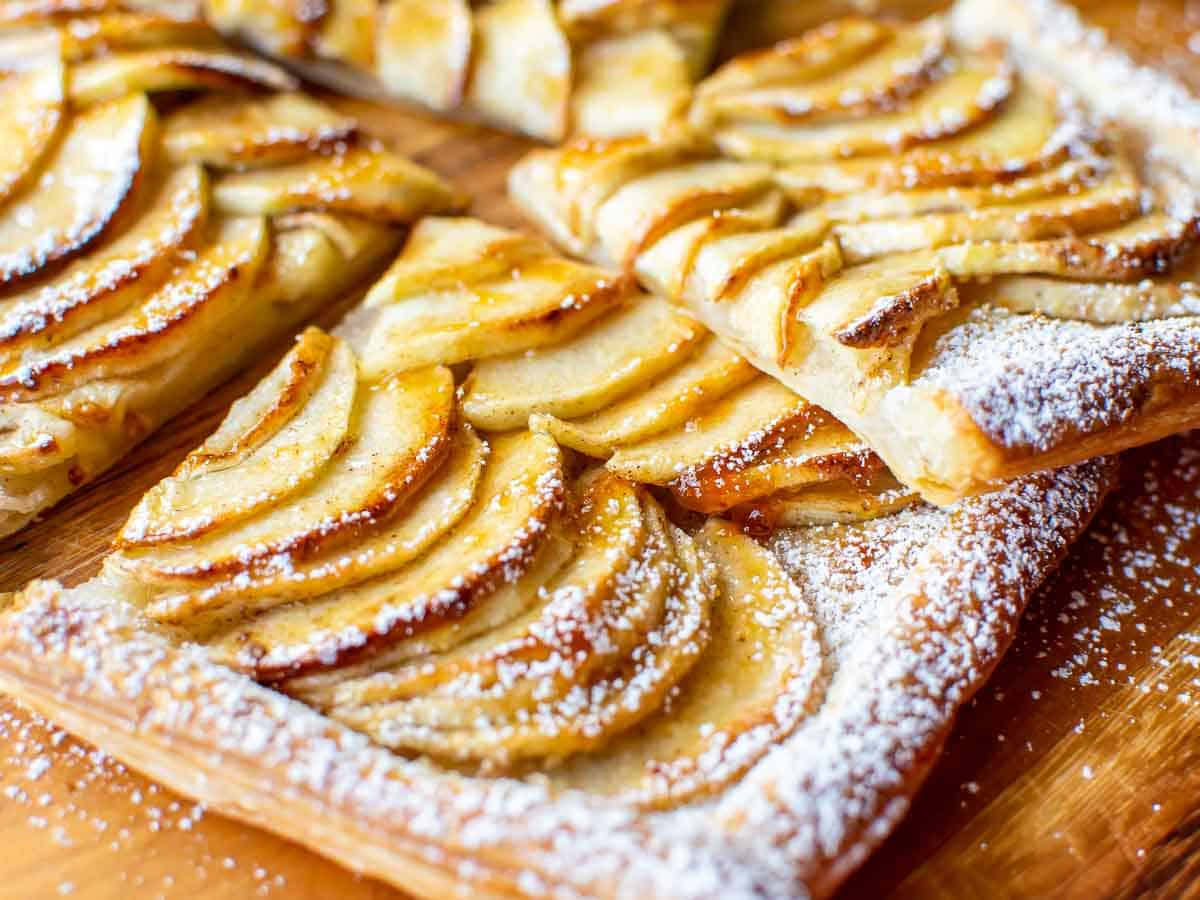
[
  {"xmin": 548, "ymin": 519, "xmax": 825, "ymax": 809},
  {"xmin": 0, "ymin": 92, "xmax": 156, "ymax": 288},
  {"xmin": 138, "ymin": 424, "xmax": 489, "ymax": 628},
  {"xmin": 257, "ymin": 212, "xmax": 400, "ymax": 308},
  {"xmin": 123, "ymin": 365, "xmax": 455, "ymax": 583},
  {"xmin": 0, "ymin": 56, "xmax": 63, "ymax": 205},
  {"xmin": 939, "ymin": 212, "xmax": 1200, "ymax": 282},
  {"xmin": 605, "ymin": 374, "xmax": 815, "ymax": 485},
  {"xmin": 462, "ymin": 296, "xmax": 705, "ymax": 432},
  {"xmin": 747, "ymin": 471, "xmax": 920, "ymax": 526},
  {"xmin": 0, "ymin": 402, "xmax": 78, "ymax": 474},
  {"xmin": 0, "ymin": 164, "xmax": 208, "ymax": 364},
  {"xmin": 593, "ymin": 158, "xmax": 777, "ymax": 269},
  {"xmin": 817, "ymin": 158, "xmax": 1100, "ymax": 225},
  {"xmin": 835, "ymin": 162, "xmax": 1143, "ymax": 263},
  {"xmin": 959, "ymin": 270, "xmax": 1200, "ymax": 323},
  {"xmin": 118, "ymin": 330, "xmax": 356, "ymax": 548},
  {"xmin": 204, "ymin": 429, "xmax": 566, "ymax": 680},
  {"xmin": 0, "ymin": 215, "xmax": 268, "ymax": 402},
  {"xmin": 310, "ymin": 0, "xmax": 373, "ymax": 67},
  {"xmin": 0, "ymin": 0, "xmax": 116, "ymax": 24},
  {"xmin": 53, "ymin": 12, "xmax": 219, "ymax": 60},
  {"xmin": 775, "ymin": 82, "xmax": 1083, "ymax": 196},
  {"xmin": 693, "ymin": 17, "xmax": 891, "ymax": 102},
  {"xmin": 163, "ymin": 92, "xmax": 357, "ymax": 168},
  {"xmin": 466, "ymin": 0, "xmax": 571, "ymax": 141},
  {"xmin": 213, "ymin": 145, "xmax": 465, "ymax": 223},
  {"xmin": 533, "ymin": 333, "xmax": 757, "ymax": 457},
  {"xmin": 669, "ymin": 416, "xmax": 880, "ymax": 513},
  {"xmin": 712, "ymin": 51, "xmax": 1014, "ymax": 162},
  {"xmin": 796, "ymin": 254, "xmax": 956, "ymax": 360},
  {"xmin": 376, "ymin": 0, "xmax": 471, "ymax": 111},
  {"xmin": 571, "ymin": 30, "xmax": 692, "ymax": 138},
  {"xmin": 69, "ymin": 47, "xmax": 297, "ymax": 105},
  {"xmin": 201, "ymin": 0, "xmax": 321, "ymax": 58},
  {"xmin": 695, "ymin": 19, "xmax": 948, "ymax": 126},
  {"xmin": 347, "ymin": 245, "xmax": 628, "ymax": 378}
]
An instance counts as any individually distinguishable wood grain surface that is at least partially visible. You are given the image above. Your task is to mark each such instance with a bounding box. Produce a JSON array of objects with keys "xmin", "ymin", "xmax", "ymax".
[{"xmin": 1, "ymin": 91, "xmax": 1200, "ymax": 900}]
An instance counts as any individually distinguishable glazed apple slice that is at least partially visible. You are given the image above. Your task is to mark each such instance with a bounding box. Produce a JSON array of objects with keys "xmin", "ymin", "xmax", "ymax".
[
  {"xmin": 605, "ymin": 375, "xmax": 814, "ymax": 485},
  {"xmin": 669, "ymin": 416, "xmax": 881, "ymax": 513},
  {"xmin": 817, "ymin": 158, "xmax": 1099, "ymax": 226},
  {"xmin": 711, "ymin": 50, "xmax": 1013, "ymax": 162},
  {"xmin": 137, "ymin": 424, "xmax": 489, "ymax": 627},
  {"xmin": 376, "ymin": 0, "xmax": 471, "ymax": 111},
  {"xmin": 571, "ymin": 30, "xmax": 692, "ymax": 138},
  {"xmin": 0, "ymin": 164, "xmax": 208, "ymax": 364},
  {"xmin": 466, "ymin": 0, "xmax": 571, "ymax": 141},
  {"xmin": 309, "ymin": 0, "xmax": 373, "ymax": 67},
  {"xmin": 118, "ymin": 330, "xmax": 357, "ymax": 548},
  {"xmin": 213, "ymin": 145, "xmax": 465, "ymax": 223},
  {"xmin": 0, "ymin": 215, "xmax": 269, "ymax": 402},
  {"xmin": 204, "ymin": 429, "xmax": 565, "ymax": 680},
  {"xmin": 0, "ymin": 12, "xmax": 218, "ymax": 68},
  {"xmin": 462, "ymin": 296, "xmax": 705, "ymax": 431},
  {"xmin": 255, "ymin": 212, "xmax": 400, "ymax": 308},
  {"xmin": 940, "ymin": 211, "xmax": 1200, "ymax": 282},
  {"xmin": 959, "ymin": 271, "xmax": 1200, "ymax": 323},
  {"xmin": 775, "ymin": 81, "xmax": 1082, "ymax": 196},
  {"xmin": 834, "ymin": 161, "xmax": 1143, "ymax": 262},
  {"xmin": 0, "ymin": 56, "xmax": 64, "ymax": 204},
  {"xmin": 344, "ymin": 226, "xmax": 628, "ymax": 378},
  {"xmin": 547, "ymin": 519, "xmax": 826, "ymax": 809},
  {"xmin": 748, "ymin": 472, "xmax": 920, "ymax": 526},
  {"xmin": 201, "ymin": 0, "xmax": 318, "ymax": 57},
  {"xmin": 123, "ymin": 364, "xmax": 455, "ymax": 582},
  {"xmin": 0, "ymin": 92, "xmax": 156, "ymax": 288},
  {"xmin": 695, "ymin": 18, "xmax": 948, "ymax": 125},
  {"xmin": 68, "ymin": 47, "xmax": 297, "ymax": 104},
  {"xmin": 687, "ymin": 17, "xmax": 891, "ymax": 101},
  {"xmin": 163, "ymin": 93, "xmax": 357, "ymax": 168},
  {"xmin": 534, "ymin": 333, "xmax": 757, "ymax": 458}
]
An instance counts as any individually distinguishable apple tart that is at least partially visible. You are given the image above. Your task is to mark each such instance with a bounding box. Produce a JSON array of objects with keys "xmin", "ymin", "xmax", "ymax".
[
  {"xmin": 0, "ymin": 302, "xmax": 1115, "ymax": 896},
  {"xmin": 201, "ymin": 0, "xmax": 730, "ymax": 141},
  {"xmin": 509, "ymin": 15, "xmax": 1200, "ymax": 504},
  {"xmin": 0, "ymin": 7, "xmax": 463, "ymax": 537}
]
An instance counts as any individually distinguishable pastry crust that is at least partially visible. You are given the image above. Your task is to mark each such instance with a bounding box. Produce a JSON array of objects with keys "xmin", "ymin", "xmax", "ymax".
[
  {"xmin": 0, "ymin": 9, "xmax": 464, "ymax": 538},
  {"xmin": 201, "ymin": 0, "xmax": 730, "ymax": 141},
  {"xmin": 508, "ymin": 17, "xmax": 1200, "ymax": 504}
]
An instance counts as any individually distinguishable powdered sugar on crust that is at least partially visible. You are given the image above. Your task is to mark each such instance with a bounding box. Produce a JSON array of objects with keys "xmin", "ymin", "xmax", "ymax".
[
  {"xmin": 0, "ymin": 458, "xmax": 1115, "ymax": 899},
  {"xmin": 914, "ymin": 306, "xmax": 1200, "ymax": 453}
]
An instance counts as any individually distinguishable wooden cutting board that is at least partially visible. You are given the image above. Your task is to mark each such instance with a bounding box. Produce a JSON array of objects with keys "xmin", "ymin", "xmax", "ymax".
[{"xmin": 1, "ymin": 94, "xmax": 1199, "ymax": 900}]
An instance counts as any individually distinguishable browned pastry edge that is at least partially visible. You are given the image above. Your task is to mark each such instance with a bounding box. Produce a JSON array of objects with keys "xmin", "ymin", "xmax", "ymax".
[{"xmin": 0, "ymin": 457, "xmax": 1117, "ymax": 899}]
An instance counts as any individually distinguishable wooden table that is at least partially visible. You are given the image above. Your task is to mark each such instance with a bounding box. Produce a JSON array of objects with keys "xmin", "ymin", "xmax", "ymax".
[{"xmin": 2, "ymin": 94, "xmax": 1199, "ymax": 900}]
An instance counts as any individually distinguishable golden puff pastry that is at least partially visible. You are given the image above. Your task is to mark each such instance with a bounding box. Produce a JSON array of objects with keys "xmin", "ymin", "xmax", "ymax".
[
  {"xmin": 509, "ymin": 15, "xmax": 1200, "ymax": 505},
  {"xmin": 0, "ymin": 7, "xmax": 464, "ymax": 538},
  {"xmin": 0, "ymin": 310, "xmax": 1115, "ymax": 897},
  {"xmin": 202, "ymin": 0, "xmax": 731, "ymax": 141}
]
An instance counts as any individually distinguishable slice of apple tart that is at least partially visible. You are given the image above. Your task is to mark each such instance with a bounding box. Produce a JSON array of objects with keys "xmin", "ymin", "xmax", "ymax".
[
  {"xmin": 0, "ymin": 10, "xmax": 463, "ymax": 537},
  {"xmin": 201, "ymin": 0, "xmax": 730, "ymax": 141},
  {"xmin": 0, "ymin": 296, "xmax": 1115, "ymax": 897},
  {"xmin": 509, "ymin": 16, "xmax": 1200, "ymax": 504}
]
